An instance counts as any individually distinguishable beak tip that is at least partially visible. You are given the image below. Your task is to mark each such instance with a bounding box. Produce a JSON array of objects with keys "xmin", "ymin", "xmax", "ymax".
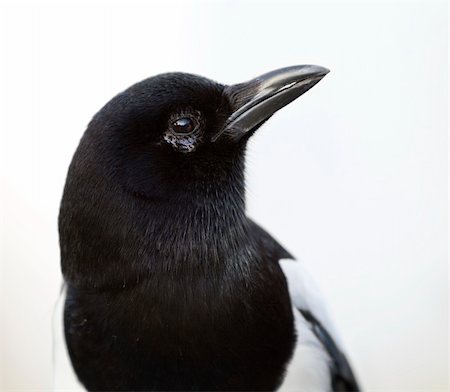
[{"xmin": 307, "ymin": 65, "xmax": 330, "ymax": 77}]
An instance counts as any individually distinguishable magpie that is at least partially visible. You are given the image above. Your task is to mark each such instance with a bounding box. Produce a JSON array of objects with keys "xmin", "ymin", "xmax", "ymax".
[{"xmin": 54, "ymin": 65, "xmax": 360, "ymax": 391}]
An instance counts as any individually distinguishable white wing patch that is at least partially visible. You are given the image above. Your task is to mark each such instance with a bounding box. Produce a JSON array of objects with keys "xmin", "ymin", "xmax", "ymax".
[
  {"xmin": 278, "ymin": 258, "xmax": 341, "ymax": 392},
  {"xmin": 52, "ymin": 284, "xmax": 86, "ymax": 391},
  {"xmin": 279, "ymin": 259, "xmax": 341, "ymax": 345},
  {"xmin": 278, "ymin": 308, "xmax": 332, "ymax": 392}
]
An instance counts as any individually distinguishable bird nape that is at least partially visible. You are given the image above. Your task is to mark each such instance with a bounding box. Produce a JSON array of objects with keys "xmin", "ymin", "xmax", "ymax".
[{"xmin": 57, "ymin": 65, "xmax": 360, "ymax": 391}]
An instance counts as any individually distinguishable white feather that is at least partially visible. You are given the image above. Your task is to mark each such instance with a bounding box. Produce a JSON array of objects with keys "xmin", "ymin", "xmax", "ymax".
[
  {"xmin": 278, "ymin": 258, "xmax": 343, "ymax": 392},
  {"xmin": 279, "ymin": 258, "xmax": 342, "ymax": 346},
  {"xmin": 278, "ymin": 308, "xmax": 332, "ymax": 392}
]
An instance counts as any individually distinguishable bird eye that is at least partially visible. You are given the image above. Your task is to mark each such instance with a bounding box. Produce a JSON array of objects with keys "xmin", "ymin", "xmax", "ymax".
[{"xmin": 171, "ymin": 117, "xmax": 196, "ymax": 135}]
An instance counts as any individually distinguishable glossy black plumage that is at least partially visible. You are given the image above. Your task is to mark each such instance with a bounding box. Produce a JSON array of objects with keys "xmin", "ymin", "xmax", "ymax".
[{"xmin": 63, "ymin": 221, "xmax": 295, "ymax": 391}]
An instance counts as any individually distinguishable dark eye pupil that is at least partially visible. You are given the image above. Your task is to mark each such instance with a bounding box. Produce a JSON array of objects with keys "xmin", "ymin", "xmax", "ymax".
[{"xmin": 172, "ymin": 117, "xmax": 195, "ymax": 134}]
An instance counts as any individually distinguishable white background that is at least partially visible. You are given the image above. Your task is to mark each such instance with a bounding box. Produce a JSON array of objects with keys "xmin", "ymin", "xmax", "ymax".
[{"xmin": 0, "ymin": 0, "xmax": 448, "ymax": 390}]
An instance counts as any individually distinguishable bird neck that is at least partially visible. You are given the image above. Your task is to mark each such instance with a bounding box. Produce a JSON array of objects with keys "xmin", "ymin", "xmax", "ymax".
[
  {"xmin": 143, "ymin": 160, "xmax": 249, "ymax": 264},
  {"xmin": 149, "ymin": 147, "xmax": 249, "ymax": 241},
  {"xmin": 60, "ymin": 153, "xmax": 251, "ymax": 290}
]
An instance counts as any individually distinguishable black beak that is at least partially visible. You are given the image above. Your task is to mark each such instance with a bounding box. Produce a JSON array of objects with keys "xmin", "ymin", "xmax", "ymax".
[{"xmin": 212, "ymin": 65, "xmax": 329, "ymax": 142}]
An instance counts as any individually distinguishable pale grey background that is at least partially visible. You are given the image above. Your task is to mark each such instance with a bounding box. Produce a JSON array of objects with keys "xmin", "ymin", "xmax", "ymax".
[{"xmin": 0, "ymin": 0, "xmax": 448, "ymax": 390}]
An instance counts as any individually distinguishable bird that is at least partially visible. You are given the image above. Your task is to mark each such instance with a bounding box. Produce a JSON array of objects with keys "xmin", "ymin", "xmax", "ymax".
[{"xmin": 54, "ymin": 65, "xmax": 360, "ymax": 391}]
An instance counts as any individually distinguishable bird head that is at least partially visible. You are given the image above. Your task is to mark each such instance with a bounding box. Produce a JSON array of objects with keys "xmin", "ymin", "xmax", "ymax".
[{"xmin": 81, "ymin": 65, "xmax": 329, "ymax": 201}]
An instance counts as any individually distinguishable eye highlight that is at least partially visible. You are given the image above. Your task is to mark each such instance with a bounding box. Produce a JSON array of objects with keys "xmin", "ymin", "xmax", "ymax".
[{"xmin": 171, "ymin": 117, "xmax": 197, "ymax": 135}]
